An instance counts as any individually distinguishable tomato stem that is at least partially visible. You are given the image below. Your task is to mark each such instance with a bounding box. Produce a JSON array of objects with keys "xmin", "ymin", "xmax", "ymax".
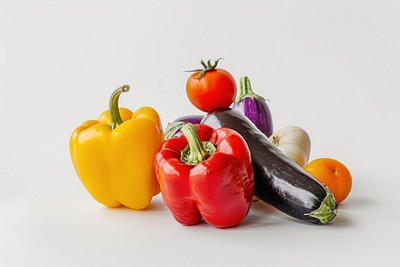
[{"xmin": 186, "ymin": 58, "xmax": 223, "ymax": 78}]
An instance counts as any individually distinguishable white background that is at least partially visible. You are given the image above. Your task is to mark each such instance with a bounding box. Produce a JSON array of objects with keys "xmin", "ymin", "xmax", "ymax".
[{"xmin": 1, "ymin": 0, "xmax": 399, "ymax": 266}]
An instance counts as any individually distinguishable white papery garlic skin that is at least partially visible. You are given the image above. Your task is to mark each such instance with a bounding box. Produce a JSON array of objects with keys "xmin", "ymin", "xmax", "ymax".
[{"xmin": 269, "ymin": 126, "xmax": 311, "ymax": 167}]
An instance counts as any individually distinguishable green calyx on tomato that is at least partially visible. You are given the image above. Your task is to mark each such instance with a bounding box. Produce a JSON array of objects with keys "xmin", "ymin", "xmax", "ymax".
[{"xmin": 187, "ymin": 58, "xmax": 223, "ymax": 78}]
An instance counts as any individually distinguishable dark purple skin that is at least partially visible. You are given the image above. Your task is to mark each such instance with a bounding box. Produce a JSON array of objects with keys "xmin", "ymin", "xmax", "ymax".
[
  {"xmin": 173, "ymin": 115, "xmax": 203, "ymax": 125},
  {"xmin": 164, "ymin": 115, "xmax": 203, "ymax": 138},
  {"xmin": 201, "ymin": 108, "xmax": 337, "ymax": 224},
  {"xmin": 232, "ymin": 76, "xmax": 273, "ymax": 137}
]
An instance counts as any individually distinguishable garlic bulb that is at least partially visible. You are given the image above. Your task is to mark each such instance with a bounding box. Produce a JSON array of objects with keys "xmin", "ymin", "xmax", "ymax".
[{"xmin": 269, "ymin": 126, "xmax": 311, "ymax": 167}]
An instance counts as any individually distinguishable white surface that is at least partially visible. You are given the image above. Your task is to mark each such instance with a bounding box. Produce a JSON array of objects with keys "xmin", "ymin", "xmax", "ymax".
[{"xmin": 1, "ymin": 1, "xmax": 399, "ymax": 266}]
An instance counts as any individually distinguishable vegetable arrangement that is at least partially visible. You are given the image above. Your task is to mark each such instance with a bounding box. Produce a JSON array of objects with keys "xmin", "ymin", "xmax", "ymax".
[
  {"xmin": 201, "ymin": 109, "xmax": 337, "ymax": 224},
  {"xmin": 69, "ymin": 59, "xmax": 352, "ymax": 228}
]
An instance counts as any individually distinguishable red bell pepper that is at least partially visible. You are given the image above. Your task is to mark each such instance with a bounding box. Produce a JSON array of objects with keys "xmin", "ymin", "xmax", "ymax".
[{"xmin": 154, "ymin": 123, "xmax": 254, "ymax": 228}]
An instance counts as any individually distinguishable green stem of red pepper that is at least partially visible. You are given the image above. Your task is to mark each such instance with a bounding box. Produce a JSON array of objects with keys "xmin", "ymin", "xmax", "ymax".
[
  {"xmin": 109, "ymin": 85, "xmax": 130, "ymax": 130},
  {"xmin": 180, "ymin": 123, "xmax": 216, "ymax": 165}
]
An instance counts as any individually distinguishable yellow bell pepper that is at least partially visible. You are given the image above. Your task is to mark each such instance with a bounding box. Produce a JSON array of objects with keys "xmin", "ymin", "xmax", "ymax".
[{"xmin": 69, "ymin": 85, "xmax": 163, "ymax": 210}]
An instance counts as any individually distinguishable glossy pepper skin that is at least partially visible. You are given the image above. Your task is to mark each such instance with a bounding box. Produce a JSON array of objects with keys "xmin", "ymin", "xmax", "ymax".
[
  {"xmin": 70, "ymin": 85, "xmax": 163, "ymax": 210},
  {"xmin": 154, "ymin": 123, "xmax": 254, "ymax": 228}
]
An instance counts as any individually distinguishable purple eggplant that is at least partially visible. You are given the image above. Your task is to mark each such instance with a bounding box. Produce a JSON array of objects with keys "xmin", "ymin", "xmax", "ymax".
[
  {"xmin": 232, "ymin": 76, "xmax": 273, "ymax": 137},
  {"xmin": 164, "ymin": 115, "xmax": 203, "ymax": 139}
]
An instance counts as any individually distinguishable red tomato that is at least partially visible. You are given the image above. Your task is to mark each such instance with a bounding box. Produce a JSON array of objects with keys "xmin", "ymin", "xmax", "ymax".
[
  {"xmin": 304, "ymin": 158, "xmax": 352, "ymax": 204},
  {"xmin": 186, "ymin": 64, "xmax": 236, "ymax": 112}
]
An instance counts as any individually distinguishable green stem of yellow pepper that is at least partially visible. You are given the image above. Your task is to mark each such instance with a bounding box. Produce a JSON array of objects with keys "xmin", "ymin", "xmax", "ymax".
[{"xmin": 109, "ymin": 85, "xmax": 130, "ymax": 130}]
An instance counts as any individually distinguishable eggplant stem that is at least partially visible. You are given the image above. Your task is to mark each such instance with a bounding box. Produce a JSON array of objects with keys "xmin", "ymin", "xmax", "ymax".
[
  {"xmin": 305, "ymin": 188, "xmax": 338, "ymax": 224},
  {"xmin": 236, "ymin": 76, "xmax": 265, "ymax": 103}
]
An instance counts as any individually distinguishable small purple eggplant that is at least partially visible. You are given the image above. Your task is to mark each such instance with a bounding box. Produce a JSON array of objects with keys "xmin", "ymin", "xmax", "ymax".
[
  {"xmin": 164, "ymin": 115, "xmax": 203, "ymax": 139},
  {"xmin": 232, "ymin": 76, "xmax": 273, "ymax": 137}
]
